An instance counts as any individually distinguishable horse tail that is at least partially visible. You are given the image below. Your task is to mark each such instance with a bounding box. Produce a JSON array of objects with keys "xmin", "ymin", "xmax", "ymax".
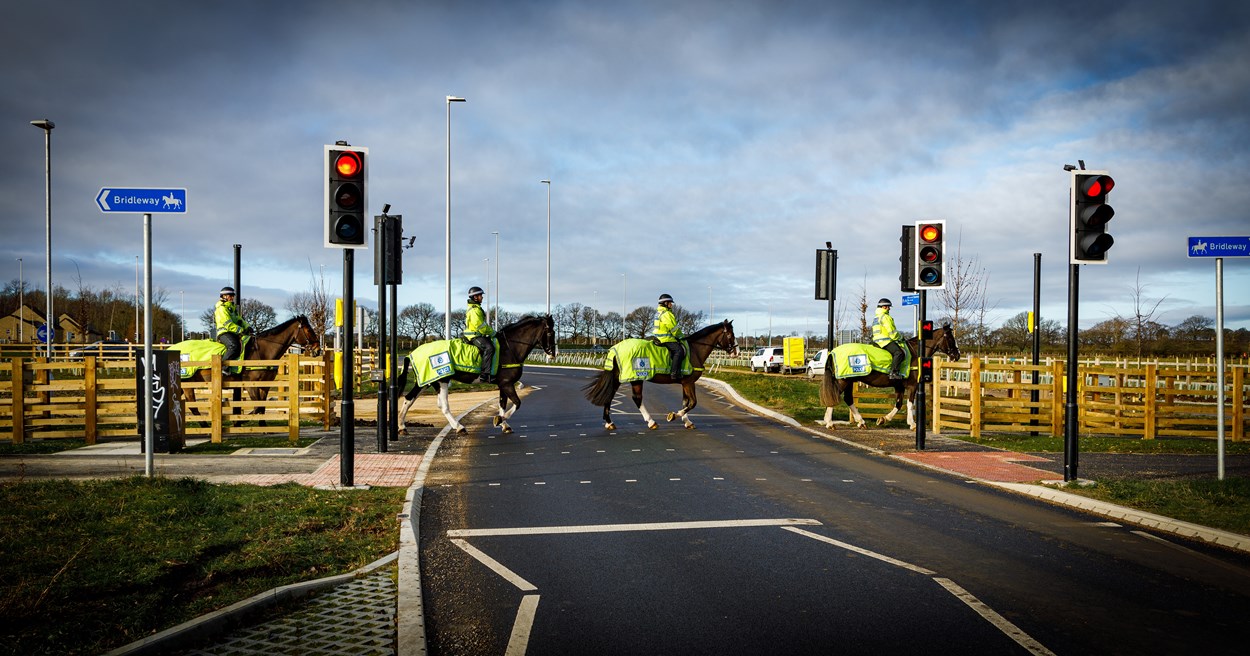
[
  {"xmin": 818, "ymin": 363, "xmax": 840, "ymax": 407},
  {"xmin": 583, "ymin": 366, "xmax": 621, "ymax": 407}
]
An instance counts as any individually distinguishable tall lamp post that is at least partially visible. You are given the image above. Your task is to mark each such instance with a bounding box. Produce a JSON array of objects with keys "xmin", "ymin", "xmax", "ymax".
[
  {"xmin": 17, "ymin": 258, "xmax": 23, "ymax": 344},
  {"xmin": 621, "ymin": 272, "xmax": 627, "ymax": 338},
  {"xmin": 30, "ymin": 119, "xmax": 53, "ymax": 357},
  {"xmin": 491, "ymin": 231, "xmax": 500, "ymax": 324},
  {"xmin": 180, "ymin": 290, "xmax": 185, "ymax": 341},
  {"xmin": 445, "ymin": 95, "xmax": 466, "ymax": 338},
  {"xmin": 540, "ymin": 179, "xmax": 551, "ymax": 316}
]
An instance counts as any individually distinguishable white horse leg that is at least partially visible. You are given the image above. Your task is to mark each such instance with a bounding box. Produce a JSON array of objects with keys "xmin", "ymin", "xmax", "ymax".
[
  {"xmin": 906, "ymin": 399, "xmax": 916, "ymax": 430},
  {"xmin": 820, "ymin": 406, "xmax": 835, "ymax": 429},
  {"xmin": 848, "ymin": 404, "xmax": 866, "ymax": 428},
  {"xmin": 397, "ymin": 396, "xmax": 416, "ymax": 434},
  {"xmin": 638, "ymin": 402, "xmax": 658, "ymax": 430},
  {"xmin": 878, "ymin": 405, "xmax": 900, "ymax": 425},
  {"xmin": 438, "ymin": 384, "xmax": 464, "ymax": 433}
]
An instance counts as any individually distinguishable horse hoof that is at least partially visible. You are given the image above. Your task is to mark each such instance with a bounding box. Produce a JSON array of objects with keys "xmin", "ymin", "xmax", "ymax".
[
  {"xmin": 493, "ymin": 416, "xmax": 502, "ymax": 427},
  {"xmin": 666, "ymin": 412, "xmax": 676, "ymax": 422},
  {"xmin": 502, "ymin": 425, "xmax": 513, "ymax": 434},
  {"xmin": 455, "ymin": 426, "xmax": 467, "ymax": 434},
  {"xmin": 605, "ymin": 422, "xmax": 616, "ymax": 430},
  {"xmin": 647, "ymin": 421, "xmax": 658, "ymax": 430},
  {"xmin": 684, "ymin": 423, "xmax": 695, "ymax": 430}
]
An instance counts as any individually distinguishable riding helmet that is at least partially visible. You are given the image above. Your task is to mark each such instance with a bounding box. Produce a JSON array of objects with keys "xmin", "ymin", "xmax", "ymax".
[
  {"xmin": 658, "ymin": 293, "xmax": 674, "ymax": 303},
  {"xmin": 467, "ymin": 286, "xmax": 484, "ymax": 297},
  {"xmin": 877, "ymin": 298, "xmax": 892, "ymax": 307},
  {"xmin": 220, "ymin": 286, "xmax": 236, "ymax": 296}
]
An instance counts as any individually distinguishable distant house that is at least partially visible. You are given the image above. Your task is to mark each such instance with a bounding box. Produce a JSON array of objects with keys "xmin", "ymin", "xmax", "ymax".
[{"xmin": 0, "ymin": 304, "xmax": 90, "ymax": 344}]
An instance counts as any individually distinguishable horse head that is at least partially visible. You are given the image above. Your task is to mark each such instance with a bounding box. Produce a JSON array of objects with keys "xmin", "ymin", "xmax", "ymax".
[
  {"xmin": 295, "ymin": 315, "xmax": 321, "ymax": 356},
  {"xmin": 539, "ymin": 314, "xmax": 557, "ymax": 358},
  {"xmin": 714, "ymin": 320, "xmax": 738, "ymax": 356},
  {"xmin": 935, "ymin": 322, "xmax": 960, "ymax": 361}
]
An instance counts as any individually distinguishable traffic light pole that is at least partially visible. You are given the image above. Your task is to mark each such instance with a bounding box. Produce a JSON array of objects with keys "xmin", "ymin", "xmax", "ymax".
[
  {"xmin": 916, "ymin": 290, "xmax": 927, "ymax": 451},
  {"xmin": 1064, "ymin": 263, "xmax": 1079, "ymax": 481},
  {"xmin": 341, "ymin": 249, "xmax": 355, "ymax": 487}
]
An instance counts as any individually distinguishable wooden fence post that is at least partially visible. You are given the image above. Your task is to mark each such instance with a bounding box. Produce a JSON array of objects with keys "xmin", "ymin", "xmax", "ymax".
[
  {"xmin": 969, "ymin": 357, "xmax": 982, "ymax": 438},
  {"xmin": 323, "ymin": 351, "xmax": 334, "ymax": 430},
  {"xmin": 10, "ymin": 358, "xmax": 24, "ymax": 444},
  {"xmin": 931, "ymin": 358, "xmax": 943, "ymax": 435},
  {"xmin": 287, "ymin": 353, "xmax": 300, "ymax": 443},
  {"xmin": 84, "ymin": 356, "xmax": 98, "ymax": 445},
  {"xmin": 210, "ymin": 355, "xmax": 224, "ymax": 443},
  {"xmin": 1144, "ymin": 364, "xmax": 1157, "ymax": 440},
  {"xmin": 1051, "ymin": 361, "xmax": 1065, "ymax": 438}
]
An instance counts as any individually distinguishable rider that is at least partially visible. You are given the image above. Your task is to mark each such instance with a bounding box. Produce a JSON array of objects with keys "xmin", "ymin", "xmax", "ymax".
[
  {"xmin": 214, "ymin": 286, "xmax": 251, "ymax": 373},
  {"xmin": 651, "ymin": 293, "xmax": 685, "ymax": 380},
  {"xmin": 463, "ymin": 286, "xmax": 495, "ymax": 382},
  {"xmin": 872, "ymin": 297, "xmax": 906, "ymax": 380}
]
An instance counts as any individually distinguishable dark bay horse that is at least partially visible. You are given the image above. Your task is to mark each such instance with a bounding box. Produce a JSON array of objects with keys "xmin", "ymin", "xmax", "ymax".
[
  {"xmin": 583, "ymin": 320, "xmax": 738, "ymax": 430},
  {"xmin": 396, "ymin": 315, "xmax": 556, "ymax": 434},
  {"xmin": 174, "ymin": 315, "xmax": 321, "ymax": 416},
  {"xmin": 818, "ymin": 324, "xmax": 960, "ymax": 430}
]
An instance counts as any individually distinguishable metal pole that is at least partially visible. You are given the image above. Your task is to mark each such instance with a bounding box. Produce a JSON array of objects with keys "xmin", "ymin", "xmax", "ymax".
[
  {"xmin": 135, "ymin": 256, "xmax": 139, "ymax": 342},
  {"xmin": 143, "ymin": 214, "xmax": 154, "ymax": 477},
  {"xmin": 389, "ymin": 269, "xmax": 399, "ymax": 442},
  {"xmin": 1031, "ymin": 253, "xmax": 1041, "ymax": 434},
  {"xmin": 233, "ymin": 244, "xmax": 242, "ymax": 307},
  {"xmin": 1216, "ymin": 257, "xmax": 1225, "ymax": 480},
  {"xmin": 445, "ymin": 96, "xmax": 465, "ymax": 339},
  {"xmin": 1064, "ymin": 263, "xmax": 1080, "ymax": 481},
  {"xmin": 17, "ymin": 258, "xmax": 23, "ymax": 344},
  {"xmin": 541, "ymin": 180, "xmax": 551, "ymax": 316},
  {"xmin": 492, "ymin": 231, "xmax": 500, "ymax": 324},
  {"xmin": 916, "ymin": 290, "xmax": 927, "ymax": 450},
  {"xmin": 33, "ymin": 121, "xmax": 53, "ymax": 358},
  {"xmin": 376, "ymin": 217, "xmax": 388, "ymax": 453},
  {"xmin": 341, "ymin": 249, "xmax": 355, "ymax": 486}
]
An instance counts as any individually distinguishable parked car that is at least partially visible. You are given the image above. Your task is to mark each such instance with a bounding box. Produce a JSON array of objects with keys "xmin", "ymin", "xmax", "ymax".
[
  {"xmin": 749, "ymin": 346, "xmax": 785, "ymax": 373},
  {"xmin": 68, "ymin": 340, "xmax": 134, "ymax": 360},
  {"xmin": 806, "ymin": 348, "xmax": 828, "ymax": 379}
]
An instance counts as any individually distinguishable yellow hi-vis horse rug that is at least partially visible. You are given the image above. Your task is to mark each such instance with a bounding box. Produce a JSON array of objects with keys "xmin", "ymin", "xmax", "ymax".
[
  {"xmin": 169, "ymin": 337, "xmax": 252, "ymax": 378},
  {"xmin": 830, "ymin": 342, "xmax": 911, "ymax": 378},
  {"xmin": 602, "ymin": 339, "xmax": 693, "ymax": 382},
  {"xmin": 408, "ymin": 337, "xmax": 499, "ymax": 387}
]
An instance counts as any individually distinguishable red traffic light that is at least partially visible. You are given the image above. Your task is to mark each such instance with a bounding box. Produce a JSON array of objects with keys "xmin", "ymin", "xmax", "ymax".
[
  {"xmin": 335, "ymin": 152, "xmax": 362, "ymax": 177},
  {"xmin": 919, "ymin": 224, "xmax": 941, "ymax": 243},
  {"xmin": 1080, "ymin": 174, "xmax": 1114, "ymax": 198}
]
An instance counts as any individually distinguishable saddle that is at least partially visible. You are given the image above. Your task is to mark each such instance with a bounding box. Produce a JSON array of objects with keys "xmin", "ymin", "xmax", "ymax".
[
  {"xmin": 169, "ymin": 335, "xmax": 252, "ymax": 379},
  {"xmin": 602, "ymin": 338, "xmax": 693, "ymax": 382},
  {"xmin": 829, "ymin": 342, "xmax": 911, "ymax": 378},
  {"xmin": 410, "ymin": 337, "xmax": 499, "ymax": 387}
]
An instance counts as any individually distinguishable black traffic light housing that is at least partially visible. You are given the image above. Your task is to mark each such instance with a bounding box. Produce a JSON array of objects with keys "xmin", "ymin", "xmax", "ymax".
[
  {"xmin": 325, "ymin": 145, "xmax": 368, "ymax": 248},
  {"xmin": 914, "ymin": 220, "xmax": 946, "ymax": 289},
  {"xmin": 899, "ymin": 225, "xmax": 916, "ymax": 292},
  {"xmin": 919, "ymin": 319, "xmax": 934, "ymax": 382},
  {"xmin": 1069, "ymin": 170, "xmax": 1114, "ymax": 264}
]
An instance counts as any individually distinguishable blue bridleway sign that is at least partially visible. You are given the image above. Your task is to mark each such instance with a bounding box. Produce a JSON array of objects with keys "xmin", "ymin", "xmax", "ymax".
[
  {"xmin": 97, "ymin": 188, "xmax": 187, "ymax": 213},
  {"xmin": 1188, "ymin": 236, "xmax": 1250, "ymax": 258}
]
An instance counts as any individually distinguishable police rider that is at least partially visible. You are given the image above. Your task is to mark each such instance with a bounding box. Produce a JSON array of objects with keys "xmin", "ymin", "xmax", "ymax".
[
  {"xmin": 464, "ymin": 286, "xmax": 495, "ymax": 383},
  {"xmin": 651, "ymin": 293, "xmax": 685, "ymax": 380},
  {"xmin": 872, "ymin": 297, "xmax": 907, "ymax": 379},
  {"xmin": 214, "ymin": 286, "xmax": 251, "ymax": 372}
]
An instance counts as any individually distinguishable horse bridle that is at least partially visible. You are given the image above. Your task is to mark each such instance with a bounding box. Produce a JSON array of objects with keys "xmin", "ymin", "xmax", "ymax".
[
  {"xmin": 713, "ymin": 322, "xmax": 738, "ymax": 356},
  {"xmin": 501, "ymin": 319, "xmax": 557, "ymax": 359},
  {"xmin": 923, "ymin": 328, "xmax": 959, "ymax": 361}
]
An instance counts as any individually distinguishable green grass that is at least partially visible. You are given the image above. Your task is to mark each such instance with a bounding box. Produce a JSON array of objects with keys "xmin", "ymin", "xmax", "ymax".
[
  {"xmin": 959, "ymin": 433, "xmax": 1250, "ymax": 456},
  {"xmin": 0, "ymin": 477, "xmax": 404, "ymax": 656},
  {"xmin": 1060, "ymin": 478, "xmax": 1250, "ymax": 535},
  {"xmin": 705, "ymin": 371, "xmax": 836, "ymax": 425},
  {"xmin": 0, "ymin": 439, "xmax": 86, "ymax": 455}
]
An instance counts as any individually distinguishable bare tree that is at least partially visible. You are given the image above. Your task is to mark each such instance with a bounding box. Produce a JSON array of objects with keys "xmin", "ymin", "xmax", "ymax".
[
  {"xmin": 934, "ymin": 233, "xmax": 993, "ymax": 348},
  {"xmin": 625, "ymin": 306, "xmax": 653, "ymax": 338},
  {"xmin": 398, "ymin": 302, "xmax": 441, "ymax": 342},
  {"xmin": 1126, "ymin": 267, "xmax": 1169, "ymax": 359},
  {"xmin": 856, "ymin": 274, "xmax": 870, "ymax": 342},
  {"xmin": 285, "ymin": 264, "xmax": 332, "ymax": 341}
]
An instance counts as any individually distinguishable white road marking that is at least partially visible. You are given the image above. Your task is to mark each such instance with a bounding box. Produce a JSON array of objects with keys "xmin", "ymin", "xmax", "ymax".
[
  {"xmin": 450, "ymin": 538, "xmax": 536, "ymax": 591},
  {"xmin": 783, "ymin": 527, "xmax": 936, "ymax": 575},
  {"xmin": 504, "ymin": 594, "xmax": 540, "ymax": 656},
  {"xmin": 933, "ymin": 578, "xmax": 1057, "ymax": 656},
  {"xmin": 449, "ymin": 518, "xmax": 822, "ymax": 538}
]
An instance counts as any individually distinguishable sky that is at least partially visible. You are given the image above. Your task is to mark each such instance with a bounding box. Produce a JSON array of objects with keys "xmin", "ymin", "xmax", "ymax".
[{"xmin": 3, "ymin": 0, "xmax": 1248, "ymax": 341}]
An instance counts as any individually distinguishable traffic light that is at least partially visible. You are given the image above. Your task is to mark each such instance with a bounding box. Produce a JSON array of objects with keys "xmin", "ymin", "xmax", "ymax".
[
  {"xmin": 374, "ymin": 215, "xmax": 403, "ymax": 285},
  {"xmin": 919, "ymin": 356, "xmax": 934, "ymax": 383},
  {"xmin": 899, "ymin": 225, "xmax": 916, "ymax": 292},
  {"xmin": 914, "ymin": 220, "xmax": 946, "ymax": 289},
  {"xmin": 1069, "ymin": 170, "xmax": 1114, "ymax": 264},
  {"xmin": 325, "ymin": 145, "xmax": 368, "ymax": 248},
  {"xmin": 920, "ymin": 319, "xmax": 934, "ymax": 341},
  {"xmin": 918, "ymin": 319, "xmax": 934, "ymax": 382}
]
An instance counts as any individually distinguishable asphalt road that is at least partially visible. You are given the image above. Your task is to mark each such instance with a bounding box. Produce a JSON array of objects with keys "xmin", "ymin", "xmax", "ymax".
[{"xmin": 420, "ymin": 367, "xmax": 1250, "ymax": 656}]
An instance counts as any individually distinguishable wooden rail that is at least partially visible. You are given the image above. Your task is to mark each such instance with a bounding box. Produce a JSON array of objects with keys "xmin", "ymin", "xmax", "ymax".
[{"xmin": 0, "ymin": 353, "xmax": 334, "ymax": 445}]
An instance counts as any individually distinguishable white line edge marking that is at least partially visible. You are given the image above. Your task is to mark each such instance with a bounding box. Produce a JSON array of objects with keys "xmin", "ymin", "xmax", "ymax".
[
  {"xmin": 504, "ymin": 594, "xmax": 540, "ymax": 656},
  {"xmin": 933, "ymin": 578, "xmax": 1057, "ymax": 656},
  {"xmin": 784, "ymin": 527, "xmax": 1054, "ymax": 655},
  {"xmin": 450, "ymin": 538, "xmax": 537, "ymax": 591},
  {"xmin": 449, "ymin": 518, "xmax": 821, "ymax": 538}
]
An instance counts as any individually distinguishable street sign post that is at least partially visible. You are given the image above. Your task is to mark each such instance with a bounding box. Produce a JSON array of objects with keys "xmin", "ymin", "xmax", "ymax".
[{"xmin": 96, "ymin": 188, "xmax": 187, "ymax": 213}]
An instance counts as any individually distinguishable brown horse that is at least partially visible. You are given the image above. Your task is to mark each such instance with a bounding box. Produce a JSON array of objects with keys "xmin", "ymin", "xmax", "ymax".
[
  {"xmin": 818, "ymin": 323, "xmax": 960, "ymax": 430},
  {"xmin": 396, "ymin": 315, "xmax": 556, "ymax": 434},
  {"xmin": 173, "ymin": 315, "xmax": 321, "ymax": 416},
  {"xmin": 583, "ymin": 320, "xmax": 738, "ymax": 430}
]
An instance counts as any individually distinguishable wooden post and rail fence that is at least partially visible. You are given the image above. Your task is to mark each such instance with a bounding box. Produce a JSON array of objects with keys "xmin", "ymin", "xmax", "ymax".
[{"xmin": 1, "ymin": 351, "xmax": 1246, "ymax": 444}]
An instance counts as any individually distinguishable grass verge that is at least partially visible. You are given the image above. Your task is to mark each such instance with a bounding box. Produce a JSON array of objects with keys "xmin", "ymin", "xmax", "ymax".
[
  {"xmin": 1059, "ymin": 477, "xmax": 1250, "ymax": 535},
  {"xmin": 0, "ymin": 477, "xmax": 404, "ymax": 656}
]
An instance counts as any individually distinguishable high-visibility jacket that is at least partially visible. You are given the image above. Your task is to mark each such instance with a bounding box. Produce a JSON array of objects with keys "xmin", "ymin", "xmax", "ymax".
[
  {"xmin": 215, "ymin": 300, "xmax": 250, "ymax": 335},
  {"xmin": 464, "ymin": 302, "xmax": 495, "ymax": 338},
  {"xmin": 651, "ymin": 304, "xmax": 684, "ymax": 343},
  {"xmin": 871, "ymin": 306, "xmax": 901, "ymax": 347}
]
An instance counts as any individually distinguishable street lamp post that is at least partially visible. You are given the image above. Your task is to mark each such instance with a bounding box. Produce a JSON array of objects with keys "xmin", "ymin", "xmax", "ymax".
[
  {"xmin": 592, "ymin": 289, "xmax": 597, "ymax": 346},
  {"xmin": 491, "ymin": 231, "xmax": 500, "ymax": 324},
  {"xmin": 621, "ymin": 272, "xmax": 627, "ymax": 338},
  {"xmin": 16, "ymin": 258, "xmax": 23, "ymax": 344},
  {"xmin": 540, "ymin": 180, "xmax": 551, "ymax": 316},
  {"xmin": 180, "ymin": 290, "xmax": 185, "ymax": 341},
  {"xmin": 30, "ymin": 119, "xmax": 53, "ymax": 357},
  {"xmin": 445, "ymin": 95, "xmax": 466, "ymax": 339}
]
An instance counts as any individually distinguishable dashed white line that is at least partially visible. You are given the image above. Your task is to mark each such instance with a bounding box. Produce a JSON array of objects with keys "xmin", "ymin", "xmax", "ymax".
[{"xmin": 448, "ymin": 518, "xmax": 822, "ymax": 538}]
